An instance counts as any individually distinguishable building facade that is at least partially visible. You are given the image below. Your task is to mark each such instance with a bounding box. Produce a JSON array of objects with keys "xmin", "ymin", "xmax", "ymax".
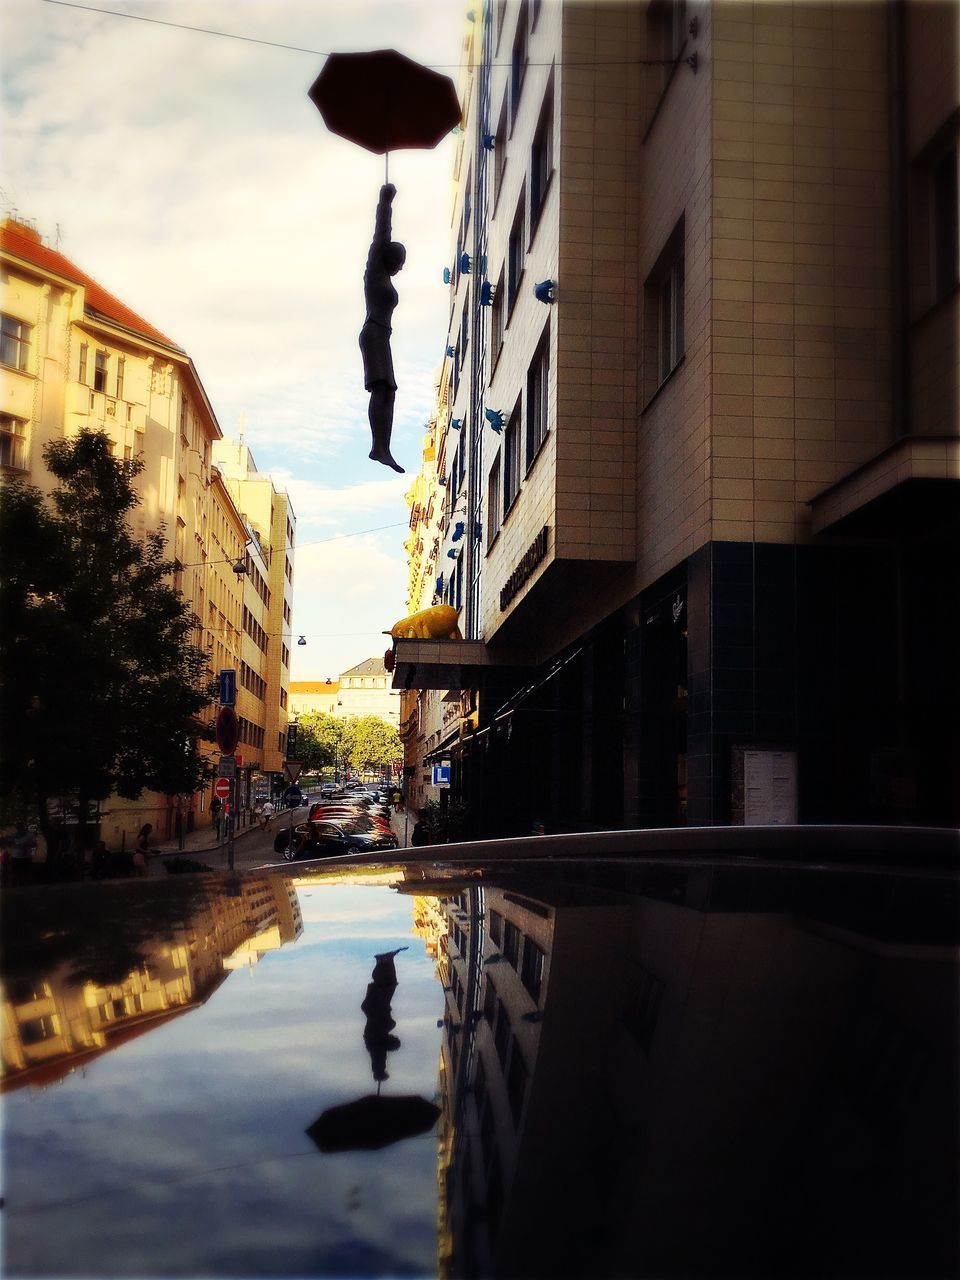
[
  {"xmin": 288, "ymin": 680, "xmax": 341, "ymax": 718},
  {"xmin": 211, "ymin": 438, "xmax": 296, "ymax": 785},
  {"xmin": 393, "ymin": 0, "xmax": 959, "ymax": 835},
  {"xmin": 336, "ymin": 657, "xmax": 401, "ymax": 727},
  {"xmin": 0, "ymin": 218, "xmax": 293, "ymax": 842}
]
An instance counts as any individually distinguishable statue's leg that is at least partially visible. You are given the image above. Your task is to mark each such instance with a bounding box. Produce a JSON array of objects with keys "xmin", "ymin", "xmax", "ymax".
[{"xmin": 368, "ymin": 384, "xmax": 404, "ymax": 473}]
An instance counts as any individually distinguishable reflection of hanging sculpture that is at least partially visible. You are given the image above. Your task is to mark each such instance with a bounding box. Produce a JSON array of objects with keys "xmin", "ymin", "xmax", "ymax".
[
  {"xmin": 361, "ymin": 947, "xmax": 407, "ymax": 1082},
  {"xmin": 360, "ymin": 185, "xmax": 406, "ymax": 473},
  {"xmin": 305, "ymin": 942, "xmax": 440, "ymax": 1154}
]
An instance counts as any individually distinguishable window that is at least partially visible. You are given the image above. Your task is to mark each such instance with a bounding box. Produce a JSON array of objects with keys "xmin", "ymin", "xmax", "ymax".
[
  {"xmin": 503, "ymin": 919, "xmax": 521, "ymax": 966},
  {"xmin": 1, "ymin": 414, "xmax": 27, "ymax": 470},
  {"xmin": 488, "ymin": 909, "xmax": 504, "ymax": 947},
  {"xmin": 506, "ymin": 1041, "xmax": 528, "ymax": 1125},
  {"xmin": 487, "ymin": 451, "xmax": 502, "ymax": 545},
  {"xmin": 116, "ymin": 355, "xmax": 125, "ymax": 400},
  {"xmin": 526, "ymin": 328, "xmax": 549, "ymax": 467},
  {"xmin": 623, "ymin": 965, "xmax": 665, "ymax": 1053},
  {"xmin": 520, "ymin": 938, "xmax": 544, "ymax": 1001},
  {"xmin": 510, "ymin": 0, "xmax": 529, "ymax": 129},
  {"xmin": 644, "ymin": 0, "xmax": 688, "ymax": 128},
  {"xmin": 94, "ymin": 350, "xmax": 108, "ymax": 393},
  {"xmin": 503, "ymin": 403, "xmax": 521, "ymax": 514},
  {"xmin": 78, "ymin": 342, "xmax": 88, "ymax": 384},
  {"xmin": 644, "ymin": 217, "xmax": 685, "ymax": 394},
  {"xmin": 652, "ymin": 0, "xmax": 687, "ymax": 84},
  {"xmin": 508, "ymin": 197, "xmax": 525, "ymax": 314},
  {"xmin": 530, "ymin": 85, "xmax": 554, "ymax": 232},
  {"xmin": 493, "ymin": 97, "xmax": 508, "ymax": 211},
  {"xmin": 1, "ymin": 314, "xmax": 31, "ymax": 371},
  {"xmin": 932, "ymin": 144, "xmax": 959, "ymax": 302},
  {"xmin": 491, "ymin": 267, "xmax": 506, "ymax": 366},
  {"xmin": 20, "ymin": 1014, "xmax": 59, "ymax": 1045},
  {"xmin": 495, "ymin": 0, "xmax": 507, "ymax": 50},
  {"xmin": 446, "ymin": 551, "xmax": 464, "ymax": 611}
]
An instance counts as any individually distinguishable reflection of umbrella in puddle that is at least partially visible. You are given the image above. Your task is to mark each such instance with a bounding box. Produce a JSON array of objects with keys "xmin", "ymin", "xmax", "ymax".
[{"xmin": 307, "ymin": 947, "xmax": 440, "ymax": 1154}]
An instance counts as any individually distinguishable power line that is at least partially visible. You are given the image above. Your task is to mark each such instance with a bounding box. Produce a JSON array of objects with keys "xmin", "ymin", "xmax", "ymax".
[
  {"xmin": 41, "ymin": 0, "xmax": 334, "ymax": 56},
  {"xmin": 178, "ymin": 520, "xmax": 409, "ymax": 571},
  {"xmin": 40, "ymin": 0, "xmax": 675, "ymax": 68}
]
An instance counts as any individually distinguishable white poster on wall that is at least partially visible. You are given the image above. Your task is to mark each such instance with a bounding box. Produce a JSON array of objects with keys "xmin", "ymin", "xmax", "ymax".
[{"xmin": 743, "ymin": 750, "xmax": 798, "ymax": 825}]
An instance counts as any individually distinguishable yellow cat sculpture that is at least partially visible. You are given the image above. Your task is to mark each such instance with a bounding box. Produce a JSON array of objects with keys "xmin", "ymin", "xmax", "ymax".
[{"xmin": 390, "ymin": 604, "xmax": 462, "ymax": 641}]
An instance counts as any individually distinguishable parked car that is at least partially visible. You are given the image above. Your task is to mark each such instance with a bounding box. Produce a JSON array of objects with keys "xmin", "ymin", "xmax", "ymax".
[{"xmin": 274, "ymin": 819, "xmax": 398, "ymax": 859}]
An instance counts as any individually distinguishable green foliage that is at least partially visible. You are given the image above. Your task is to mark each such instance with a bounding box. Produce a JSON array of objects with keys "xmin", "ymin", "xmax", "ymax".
[
  {"xmin": 295, "ymin": 712, "xmax": 400, "ymax": 776},
  {"xmin": 295, "ymin": 712, "xmax": 348, "ymax": 772},
  {"xmin": 0, "ymin": 430, "xmax": 217, "ymax": 834},
  {"xmin": 346, "ymin": 715, "xmax": 401, "ymax": 774},
  {"xmin": 419, "ymin": 798, "xmax": 470, "ymax": 845}
]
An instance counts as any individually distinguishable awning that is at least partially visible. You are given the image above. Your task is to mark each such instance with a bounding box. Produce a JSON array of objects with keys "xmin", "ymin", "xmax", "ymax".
[
  {"xmin": 390, "ymin": 637, "xmax": 534, "ymax": 692},
  {"xmin": 423, "ymin": 728, "xmax": 462, "ymax": 762},
  {"xmin": 809, "ymin": 435, "xmax": 959, "ymax": 535}
]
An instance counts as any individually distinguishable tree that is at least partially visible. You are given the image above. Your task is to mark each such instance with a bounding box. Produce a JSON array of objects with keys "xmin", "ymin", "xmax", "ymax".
[
  {"xmin": 295, "ymin": 712, "xmax": 349, "ymax": 774},
  {"xmin": 345, "ymin": 715, "xmax": 402, "ymax": 776},
  {"xmin": 294, "ymin": 712, "xmax": 400, "ymax": 778},
  {"xmin": 0, "ymin": 430, "xmax": 217, "ymax": 860}
]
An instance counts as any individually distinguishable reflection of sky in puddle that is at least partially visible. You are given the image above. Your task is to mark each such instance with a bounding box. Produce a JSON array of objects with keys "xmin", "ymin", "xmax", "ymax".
[{"xmin": 4, "ymin": 884, "xmax": 444, "ymax": 1278}]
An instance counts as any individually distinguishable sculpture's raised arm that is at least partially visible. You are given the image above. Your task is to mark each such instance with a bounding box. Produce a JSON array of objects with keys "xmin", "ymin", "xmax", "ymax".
[{"xmin": 367, "ymin": 183, "xmax": 396, "ymax": 268}]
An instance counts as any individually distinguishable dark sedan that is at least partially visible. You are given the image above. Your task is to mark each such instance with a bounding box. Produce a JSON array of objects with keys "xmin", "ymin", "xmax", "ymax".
[{"xmin": 274, "ymin": 818, "xmax": 398, "ymax": 859}]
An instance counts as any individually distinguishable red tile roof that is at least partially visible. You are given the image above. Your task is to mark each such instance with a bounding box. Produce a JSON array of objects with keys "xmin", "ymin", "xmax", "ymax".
[{"xmin": 1, "ymin": 218, "xmax": 183, "ymax": 352}]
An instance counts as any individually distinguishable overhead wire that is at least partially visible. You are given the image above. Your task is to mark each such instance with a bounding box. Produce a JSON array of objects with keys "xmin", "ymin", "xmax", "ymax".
[
  {"xmin": 40, "ymin": 0, "xmax": 676, "ymax": 68},
  {"xmin": 177, "ymin": 520, "xmax": 409, "ymax": 571}
]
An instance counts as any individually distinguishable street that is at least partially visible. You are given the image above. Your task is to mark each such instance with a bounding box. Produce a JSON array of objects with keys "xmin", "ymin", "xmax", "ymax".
[{"xmin": 168, "ymin": 799, "xmax": 412, "ymax": 873}]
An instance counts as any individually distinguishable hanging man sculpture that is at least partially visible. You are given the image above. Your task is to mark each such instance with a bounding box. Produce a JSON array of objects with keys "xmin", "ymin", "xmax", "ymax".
[{"xmin": 360, "ymin": 183, "xmax": 406, "ymax": 473}]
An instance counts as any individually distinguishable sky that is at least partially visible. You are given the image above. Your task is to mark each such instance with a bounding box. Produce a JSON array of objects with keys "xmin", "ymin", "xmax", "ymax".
[{"xmin": 1, "ymin": 0, "xmax": 466, "ymax": 680}]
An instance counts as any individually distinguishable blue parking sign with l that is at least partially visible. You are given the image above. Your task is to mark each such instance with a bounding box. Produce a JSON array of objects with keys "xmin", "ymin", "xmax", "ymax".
[{"xmin": 219, "ymin": 668, "xmax": 237, "ymax": 706}]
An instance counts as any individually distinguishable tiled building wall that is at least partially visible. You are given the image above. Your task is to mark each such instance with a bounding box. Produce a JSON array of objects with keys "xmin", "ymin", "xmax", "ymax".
[
  {"xmin": 708, "ymin": 0, "xmax": 893, "ymax": 545},
  {"xmin": 554, "ymin": 0, "xmax": 641, "ymax": 563},
  {"xmin": 480, "ymin": 0, "xmax": 561, "ymax": 641},
  {"xmin": 905, "ymin": 1, "xmax": 959, "ymax": 440}
]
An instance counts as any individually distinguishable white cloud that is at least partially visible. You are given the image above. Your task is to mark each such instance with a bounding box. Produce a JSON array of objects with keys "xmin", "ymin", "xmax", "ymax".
[{"xmin": 3, "ymin": 0, "xmax": 463, "ymax": 675}]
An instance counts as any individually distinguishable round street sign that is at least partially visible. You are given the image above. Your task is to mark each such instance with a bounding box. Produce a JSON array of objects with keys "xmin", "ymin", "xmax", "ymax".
[
  {"xmin": 214, "ymin": 777, "xmax": 231, "ymax": 800},
  {"xmin": 216, "ymin": 706, "xmax": 239, "ymax": 755}
]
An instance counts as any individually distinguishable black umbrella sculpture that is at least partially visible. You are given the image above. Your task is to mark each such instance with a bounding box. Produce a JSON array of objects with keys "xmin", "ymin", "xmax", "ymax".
[
  {"xmin": 306, "ymin": 947, "xmax": 441, "ymax": 1154},
  {"xmin": 309, "ymin": 50, "xmax": 462, "ymax": 473}
]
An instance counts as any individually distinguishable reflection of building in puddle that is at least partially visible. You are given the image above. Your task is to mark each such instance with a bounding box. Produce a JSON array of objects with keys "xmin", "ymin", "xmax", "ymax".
[
  {"xmin": 410, "ymin": 895, "xmax": 447, "ymax": 960},
  {"xmin": 434, "ymin": 870, "xmax": 959, "ymax": 1280},
  {"xmin": 435, "ymin": 886, "xmax": 554, "ymax": 1279},
  {"xmin": 1, "ymin": 875, "xmax": 302, "ymax": 1092}
]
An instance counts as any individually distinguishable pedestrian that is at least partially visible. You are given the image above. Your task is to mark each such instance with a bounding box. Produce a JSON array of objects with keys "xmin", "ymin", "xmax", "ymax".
[
  {"xmin": 210, "ymin": 795, "xmax": 222, "ymax": 838},
  {"xmin": 133, "ymin": 823, "xmax": 151, "ymax": 876},
  {"xmin": 410, "ymin": 820, "xmax": 429, "ymax": 848},
  {"xmin": 7, "ymin": 821, "xmax": 36, "ymax": 886},
  {"xmin": 92, "ymin": 839, "xmax": 110, "ymax": 880},
  {"xmin": 260, "ymin": 799, "xmax": 275, "ymax": 831},
  {"xmin": 391, "ymin": 788, "xmax": 403, "ymax": 813}
]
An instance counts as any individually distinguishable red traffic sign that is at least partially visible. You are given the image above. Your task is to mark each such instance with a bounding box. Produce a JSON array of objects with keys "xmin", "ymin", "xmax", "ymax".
[
  {"xmin": 284, "ymin": 760, "xmax": 303, "ymax": 783},
  {"xmin": 214, "ymin": 777, "xmax": 231, "ymax": 800},
  {"xmin": 216, "ymin": 706, "xmax": 239, "ymax": 755}
]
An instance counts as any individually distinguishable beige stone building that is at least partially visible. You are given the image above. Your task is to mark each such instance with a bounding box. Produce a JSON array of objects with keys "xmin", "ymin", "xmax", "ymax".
[
  {"xmin": 337, "ymin": 657, "xmax": 401, "ymax": 727},
  {"xmin": 0, "ymin": 218, "xmax": 292, "ymax": 841},
  {"xmin": 211, "ymin": 438, "xmax": 296, "ymax": 781},
  {"xmin": 393, "ymin": 0, "xmax": 959, "ymax": 836},
  {"xmin": 1, "ymin": 874, "xmax": 302, "ymax": 1091},
  {"xmin": 288, "ymin": 680, "xmax": 341, "ymax": 718}
]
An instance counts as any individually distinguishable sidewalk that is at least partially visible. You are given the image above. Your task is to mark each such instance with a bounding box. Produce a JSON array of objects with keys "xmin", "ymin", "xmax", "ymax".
[
  {"xmin": 389, "ymin": 803, "xmax": 417, "ymax": 850},
  {"xmin": 154, "ymin": 807, "xmax": 303, "ymax": 862}
]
